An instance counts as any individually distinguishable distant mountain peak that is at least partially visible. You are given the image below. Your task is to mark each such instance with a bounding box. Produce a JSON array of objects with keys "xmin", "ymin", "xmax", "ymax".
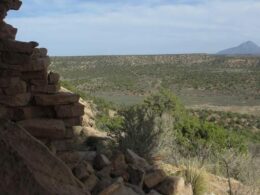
[{"xmin": 217, "ymin": 41, "xmax": 260, "ymax": 55}]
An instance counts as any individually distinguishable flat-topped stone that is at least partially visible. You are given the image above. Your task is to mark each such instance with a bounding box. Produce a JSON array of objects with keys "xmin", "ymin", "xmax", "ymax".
[
  {"xmin": 0, "ymin": 93, "xmax": 31, "ymax": 107},
  {"xmin": 31, "ymin": 83, "xmax": 60, "ymax": 94},
  {"xmin": 0, "ymin": 39, "xmax": 38, "ymax": 53},
  {"xmin": 55, "ymin": 103, "xmax": 84, "ymax": 118},
  {"xmin": 17, "ymin": 118, "xmax": 66, "ymax": 139},
  {"xmin": 34, "ymin": 92, "xmax": 80, "ymax": 106}
]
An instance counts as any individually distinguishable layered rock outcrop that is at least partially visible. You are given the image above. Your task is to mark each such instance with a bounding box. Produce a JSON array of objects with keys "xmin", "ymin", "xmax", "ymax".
[
  {"xmin": 0, "ymin": 0, "xmax": 84, "ymax": 142},
  {"xmin": 0, "ymin": 1, "xmax": 193, "ymax": 194}
]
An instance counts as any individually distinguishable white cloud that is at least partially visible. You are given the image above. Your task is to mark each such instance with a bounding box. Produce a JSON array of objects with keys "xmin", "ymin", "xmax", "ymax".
[{"xmin": 6, "ymin": 0, "xmax": 260, "ymax": 55}]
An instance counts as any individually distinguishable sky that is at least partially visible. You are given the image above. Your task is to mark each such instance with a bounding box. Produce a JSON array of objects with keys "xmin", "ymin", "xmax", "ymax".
[{"xmin": 6, "ymin": 0, "xmax": 260, "ymax": 56}]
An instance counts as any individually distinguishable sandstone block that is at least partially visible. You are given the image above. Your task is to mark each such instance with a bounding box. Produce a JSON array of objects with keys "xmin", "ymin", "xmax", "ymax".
[
  {"xmin": 111, "ymin": 151, "xmax": 128, "ymax": 177},
  {"xmin": 0, "ymin": 22, "xmax": 17, "ymax": 40},
  {"xmin": 32, "ymin": 48, "xmax": 48, "ymax": 57},
  {"xmin": 0, "ymin": 93, "xmax": 31, "ymax": 107},
  {"xmin": 3, "ymin": 0, "xmax": 22, "ymax": 10},
  {"xmin": 94, "ymin": 154, "xmax": 111, "ymax": 170},
  {"xmin": 73, "ymin": 161, "xmax": 95, "ymax": 180},
  {"xmin": 83, "ymin": 174, "xmax": 99, "ymax": 192},
  {"xmin": 3, "ymin": 80, "xmax": 27, "ymax": 95},
  {"xmin": 126, "ymin": 149, "xmax": 150, "ymax": 170},
  {"xmin": 144, "ymin": 169, "xmax": 166, "ymax": 189},
  {"xmin": 55, "ymin": 103, "xmax": 84, "ymax": 118},
  {"xmin": 21, "ymin": 56, "xmax": 50, "ymax": 72},
  {"xmin": 63, "ymin": 117, "xmax": 83, "ymax": 127},
  {"xmin": 0, "ymin": 69, "xmax": 21, "ymax": 77},
  {"xmin": 34, "ymin": 92, "xmax": 80, "ymax": 106},
  {"xmin": 0, "ymin": 120, "xmax": 89, "ymax": 195},
  {"xmin": 156, "ymin": 176, "xmax": 193, "ymax": 195},
  {"xmin": 21, "ymin": 69, "xmax": 48, "ymax": 81},
  {"xmin": 0, "ymin": 39, "xmax": 38, "ymax": 54},
  {"xmin": 48, "ymin": 72, "xmax": 60, "ymax": 84},
  {"xmin": 17, "ymin": 118, "xmax": 66, "ymax": 139},
  {"xmin": 127, "ymin": 165, "xmax": 145, "ymax": 187},
  {"xmin": 1, "ymin": 51, "xmax": 31, "ymax": 65},
  {"xmin": 31, "ymin": 83, "xmax": 60, "ymax": 94},
  {"xmin": 12, "ymin": 106, "xmax": 54, "ymax": 121},
  {"xmin": 0, "ymin": 77, "xmax": 20, "ymax": 87}
]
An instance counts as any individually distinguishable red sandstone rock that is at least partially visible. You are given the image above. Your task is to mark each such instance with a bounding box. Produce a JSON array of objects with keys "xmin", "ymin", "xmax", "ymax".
[
  {"xmin": 12, "ymin": 106, "xmax": 54, "ymax": 121},
  {"xmin": 32, "ymin": 48, "xmax": 48, "ymax": 57},
  {"xmin": 0, "ymin": 22, "xmax": 17, "ymax": 40},
  {"xmin": 34, "ymin": 92, "xmax": 80, "ymax": 106},
  {"xmin": 21, "ymin": 69, "xmax": 48, "ymax": 81},
  {"xmin": 0, "ymin": 93, "xmax": 31, "ymax": 107},
  {"xmin": 48, "ymin": 71, "xmax": 60, "ymax": 84},
  {"xmin": 0, "ymin": 120, "xmax": 89, "ymax": 195},
  {"xmin": 55, "ymin": 103, "xmax": 85, "ymax": 118},
  {"xmin": 17, "ymin": 118, "xmax": 66, "ymax": 139},
  {"xmin": 31, "ymin": 83, "xmax": 60, "ymax": 94},
  {"xmin": 0, "ymin": 77, "xmax": 20, "ymax": 87},
  {"xmin": 3, "ymin": 80, "xmax": 27, "ymax": 95},
  {"xmin": 0, "ymin": 39, "xmax": 38, "ymax": 53},
  {"xmin": 63, "ymin": 116, "xmax": 83, "ymax": 127},
  {"xmin": 144, "ymin": 169, "xmax": 166, "ymax": 189}
]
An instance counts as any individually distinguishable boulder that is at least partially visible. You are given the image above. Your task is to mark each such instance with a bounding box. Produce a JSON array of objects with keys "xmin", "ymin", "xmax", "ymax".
[
  {"xmin": 73, "ymin": 161, "xmax": 95, "ymax": 180},
  {"xmin": 127, "ymin": 165, "xmax": 145, "ymax": 187},
  {"xmin": 144, "ymin": 169, "xmax": 166, "ymax": 189},
  {"xmin": 17, "ymin": 118, "xmax": 66, "ymax": 139},
  {"xmin": 0, "ymin": 39, "xmax": 37, "ymax": 54},
  {"xmin": 94, "ymin": 154, "xmax": 111, "ymax": 170},
  {"xmin": 125, "ymin": 149, "xmax": 150, "ymax": 170},
  {"xmin": 3, "ymin": 80, "xmax": 27, "ymax": 95},
  {"xmin": 156, "ymin": 176, "xmax": 193, "ymax": 195},
  {"xmin": 0, "ymin": 120, "xmax": 89, "ymax": 195}
]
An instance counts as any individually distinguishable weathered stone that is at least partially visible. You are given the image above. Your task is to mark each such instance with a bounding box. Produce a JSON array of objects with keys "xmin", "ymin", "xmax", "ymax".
[
  {"xmin": 0, "ymin": 22, "xmax": 17, "ymax": 40},
  {"xmin": 17, "ymin": 118, "xmax": 66, "ymax": 139},
  {"xmin": 0, "ymin": 93, "xmax": 31, "ymax": 107},
  {"xmin": 73, "ymin": 161, "xmax": 95, "ymax": 180},
  {"xmin": 21, "ymin": 69, "xmax": 48, "ymax": 81},
  {"xmin": 3, "ymin": 80, "xmax": 27, "ymax": 95},
  {"xmin": 98, "ymin": 180, "xmax": 139, "ymax": 195},
  {"xmin": 147, "ymin": 190, "xmax": 162, "ymax": 195},
  {"xmin": 32, "ymin": 48, "xmax": 48, "ymax": 57},
  {"xmin": 48, "ymin": 71, "xmax": 60, "ymax": 84},
  {"xmin": 34, "ymin": 92, "xmax": 80, "ymax": 106},
  {"xmin": 144, "ymin": 169, "xmax": 166, "ymax": 189},
  {"xmin": 156, "ymin": 176, "xmax": 193, "ymax": 195},
  {"xmin": 21, "ymin": 56, "xmax": 50, "ymax": 72},
  {"xmin": 94, "ymin": 154, "xmax": 111, "ymax": 170},
  {"xmin": 0, "ymin": 77, "xmax": 20, "ymax": 87},
  {"xmin": 12, "ymin": 106, "xmax": 54, "ymax": 121},
  {"xmin": 55, "ymin": 103, "xmax": 84, "ymax": 118},
  {"xmin": 0, "ymin": 4, "xmax": 7, "ymax": 20},
  {"xmin": 31, "ymin": 83, "xmax": 60, "ymax": 94},
  {"xmin": 30, "ymin": 79, "xmax": 48, "ymax": 86},
  {"xmin": 127, "ymin": 165, "xmax": 145, "ymax": 187},
  {"xmin": 83, "ymin": 174, "xmax": 99, "ymax": 192},
  {"xmin": 111, "ymin": 151, "xmax": 128, "ymax": 177},
  {"xmin": 57, "ymin": 151, "xmax": 89, "ymax": 166},
  {"xmin": 0, "ymin": 39, "xmax": 37, "ymax": 53},
  {"xmin": 63, "ymin": 116, "xmax": 83, "ymax": 127},
  {"xmin": 0, "ymin": 69, "xmax": 21, "ymax": 77},
  {"xmin": 1, "ymin": 51, "xmax": 31, "ymax": 65},
  {"xmin": 125, "ymin": 149, "xmax": 150, "ymax": 170},
  {"xmin": 3, "ymin": 0, "xmax": 22, "ymax": 10},
  {"xmin": 0, "ymin": 120, "xmax": 90, "ymax": 195}
]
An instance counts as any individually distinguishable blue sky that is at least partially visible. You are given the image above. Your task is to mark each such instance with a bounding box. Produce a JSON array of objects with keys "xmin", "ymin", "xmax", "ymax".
[{"xmin": 6, "ymin": 0, "xmax": 260, "ymax": 56}]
